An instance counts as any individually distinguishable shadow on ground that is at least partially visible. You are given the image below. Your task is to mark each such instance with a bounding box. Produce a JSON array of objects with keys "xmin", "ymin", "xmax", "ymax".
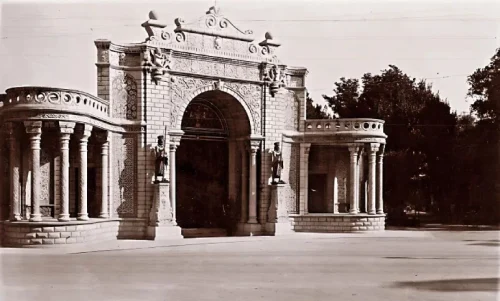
[
  {"xmin": 392, "ymin": 277, "xmax": 499, "ymax": 292},
  {"xmin": 463, "ymin": 239, "xmax": 500, "ymax": 247}
]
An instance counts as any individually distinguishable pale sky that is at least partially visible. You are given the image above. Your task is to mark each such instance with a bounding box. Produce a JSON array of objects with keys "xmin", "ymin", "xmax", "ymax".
[{"xmin": 1, "ymin": 0, "xmax": 499, "ymax": 114}]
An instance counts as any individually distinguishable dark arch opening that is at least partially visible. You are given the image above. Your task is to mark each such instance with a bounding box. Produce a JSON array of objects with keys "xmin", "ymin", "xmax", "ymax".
[{"xmin": 176, "ymin": 90, "xmax": 251, "ymax": 235}]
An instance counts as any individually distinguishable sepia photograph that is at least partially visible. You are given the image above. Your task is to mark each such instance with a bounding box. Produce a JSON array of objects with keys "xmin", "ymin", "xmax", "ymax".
[{"xmin": 0, "ymin": 0, "xmax": 498, "ymax": 300}]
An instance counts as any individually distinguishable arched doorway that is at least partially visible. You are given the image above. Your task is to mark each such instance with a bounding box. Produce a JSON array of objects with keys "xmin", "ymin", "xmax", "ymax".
[{"xmin": 176, "ymin": 90, "xmax": 251, "ymax": 235}]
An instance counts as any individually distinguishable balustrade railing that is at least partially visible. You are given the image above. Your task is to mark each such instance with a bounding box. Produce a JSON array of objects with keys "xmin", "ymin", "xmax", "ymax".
[
  {"xmin": 304, "ymin": 118, "xmax": 385, "ymax": 135},
  {"xmin": 2, "ymin": 87, "xmax": 110, "ymax": 119}
]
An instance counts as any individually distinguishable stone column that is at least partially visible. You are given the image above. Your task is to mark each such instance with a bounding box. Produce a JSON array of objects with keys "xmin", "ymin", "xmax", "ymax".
[
  {"xmin": 247, "ymin": 139, "xmax": 261, "ymax": 224},
  {"xmin": 24, "ymin": 121, "xmax": 43, "ymax": 222},
  {"xmin": 299, "ymin": 143, "xmax": 311, "ymax": 214},
  {"xmin": 169, "ymin": 129, "xmax": 184, "ymax": 226},
  {"xmin": 367, "ymin": 143, "xmax": 380, "ymax": 215},
  {"xmin": 58, "ymin": 122, "xmax": 75, "ymax": 221},
  {"xmin": 376, "ymin": 144, "xmax": 385, "ymax": 214},
  {"xmin": 6, "ymin": 123, "xmax": 21, "ymax": 221},
  {"xmin": 348, "ymin": 145, "xmax": 360, "ymax": 214},
  {"xmin": 77, "ymin": 124, "xmax": 92, "ymax": 221},
  {"xmin": 239, "ymin": 141, "xmax": 248, "ymax": 223},
  {"xmin": 97, "ymin": 131, "xmax": 110, "ymax": 218}
]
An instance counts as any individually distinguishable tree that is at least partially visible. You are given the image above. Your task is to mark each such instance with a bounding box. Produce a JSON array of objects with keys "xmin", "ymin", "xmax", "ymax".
[
  {"xmin": 464, "ymin": 47, "xmax": 500, "ymax": 224},
  {"xmin": 467, "ymin": 47, "xmax": 500, "ymax": 121},
  {"xmin": 323, "ymin": 65, "xmax": 458, "ymax": 218},
  {"xmin": 306, "ymin": 92, "xmax": 329, "ymax": 119}
]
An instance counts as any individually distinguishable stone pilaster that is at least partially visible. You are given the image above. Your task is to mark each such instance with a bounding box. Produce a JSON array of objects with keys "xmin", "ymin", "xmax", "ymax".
[
  {"xmin": 348, "ymin": 145, "xmax": 360, "ymax": 214},
  {"xmin": 24, "ymin": 121, "xmax": 43, "ymax": 222},
  {"xmin": 169, "ymin": 129, "xmax": 184, "ymax": 226},
  {"xmin": 299, "ymin": 143, "xmax": 311, "ymax": 214},
  {"xmin": 77, "ymin": 124, "xmax": 92, "ymax": 221},
  {"xmin": 376, "ymin": 144, "xmax": 385, "ymax": 214},
  {"xmin": 6, "ymin": 123, "xmax": 21, "ymax": 221},
  {"xmin": 367, "ymin": 143, "xmax": 380, "ymax": 215},
  {"xmin": 96, "ymin": 131, "xmax": 110, "ymax": 218},
  {"xmin": 58, "ymin": 122, "xmax": 75, "ymax": 222},
  {"xmin": 239, "ymin": 140, "xmax": 248, "ymax": 223},
  {"xmin": 247, "ymin": 137, "xmax": 261, "ymax": 224}
]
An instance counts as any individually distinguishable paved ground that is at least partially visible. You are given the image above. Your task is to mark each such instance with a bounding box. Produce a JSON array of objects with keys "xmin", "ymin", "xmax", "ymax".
[{"xmin": 0, "ymin": 230, "xmax": 498, "ymax": 301}]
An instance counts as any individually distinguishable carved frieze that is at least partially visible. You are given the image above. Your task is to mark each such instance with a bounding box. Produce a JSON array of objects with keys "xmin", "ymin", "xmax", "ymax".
[{"xmin": 173, "ymin": 57, "xmax": 260, "ymax": 81}]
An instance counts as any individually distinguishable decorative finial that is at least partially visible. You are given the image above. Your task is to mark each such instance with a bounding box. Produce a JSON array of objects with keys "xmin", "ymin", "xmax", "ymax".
[
  {"xmin": 265, "ymin": 32, "xmax": 273, "ymax": 40},
  {"xmin": 206, "ymin": 6, "xmax": 220, "ymax": 15},
  {"xmin": 149, "ymin": 10, "xmax": 159, "ymax": 20}
]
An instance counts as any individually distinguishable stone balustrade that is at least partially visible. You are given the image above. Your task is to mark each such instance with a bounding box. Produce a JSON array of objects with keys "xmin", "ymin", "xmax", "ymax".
[
  {"xmin": 2, "ymin": 87, "xmax": 110, "ymax": 119},
  {"xmin": 304, "ymin": 118, "xmax": 385, "ymax": 136}
]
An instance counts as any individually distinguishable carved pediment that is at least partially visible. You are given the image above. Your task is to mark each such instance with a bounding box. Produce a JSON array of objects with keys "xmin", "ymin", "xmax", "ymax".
[{"xmin": 174, "ymin": 6, "xmax": 255, "ymax": 42}]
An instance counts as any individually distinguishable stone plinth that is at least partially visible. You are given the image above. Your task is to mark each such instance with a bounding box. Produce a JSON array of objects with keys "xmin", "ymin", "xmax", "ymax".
[
  {"xmin": 266, "ymin": 184, "xmax": 294, "ymax": 235},
  {"xmin": 289, "ymin": 213, "xmax": 386, "ymax": 232},
  {"xmin": 147, "ymin": 183, "xmax": 183, "ymax": 240}
]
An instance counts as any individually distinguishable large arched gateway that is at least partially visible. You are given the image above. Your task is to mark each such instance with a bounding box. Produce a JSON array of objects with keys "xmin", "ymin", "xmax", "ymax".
[
  {"xmin": 0, "ymin": 6, "xmax": 387, "ymax": 247},
  {"xmin": 177, "ymin": 90, "xmax": 251, "ymax": 235}
]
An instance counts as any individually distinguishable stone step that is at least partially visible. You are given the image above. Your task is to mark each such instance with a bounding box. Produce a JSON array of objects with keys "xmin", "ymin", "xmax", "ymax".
[{"xmin": 181, "ymin": 228, "xmax": 228, "ymax": 238}]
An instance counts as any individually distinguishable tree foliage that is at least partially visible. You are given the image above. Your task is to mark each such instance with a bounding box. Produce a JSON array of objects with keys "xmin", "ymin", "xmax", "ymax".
[{"xmin": 306, "ymin": 92, "xmax": 330, "ymax": 119}]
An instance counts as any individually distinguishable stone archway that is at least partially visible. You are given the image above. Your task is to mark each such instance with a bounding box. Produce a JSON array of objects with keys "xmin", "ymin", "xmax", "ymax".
[{"xmin": 176, "ymin": 90, "xmax": 251, "ymax": 234}]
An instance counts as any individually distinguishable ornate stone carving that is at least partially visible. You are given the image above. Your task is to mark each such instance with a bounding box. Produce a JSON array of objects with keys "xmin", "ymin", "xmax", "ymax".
[
  {"xmin": 214, "ymin": 37, "xmax": 222, "ymax": 50},
  {"xmin": 143, "ymin": 47, "xmax": 173, "ymax": 84},
  {"xmin": 225, "ymin": 82, "xmax": 262, "ymax": 133},
  {"xmin": 113, "ymin": 134, "xmax": 136, "ymax": 216},
  {"xmin": 174, "ymin": 6, "xmax": 253, "ymax": 42},
  {"xmin": 39, "ymin": 148, "xmax": 51, "ymax": 206},
  {"xmin": 111, "ymin": 71, "xmax": 138, "ymax": 120}
]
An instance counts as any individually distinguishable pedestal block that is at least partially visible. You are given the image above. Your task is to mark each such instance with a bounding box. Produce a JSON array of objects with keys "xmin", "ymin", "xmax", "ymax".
[
  {"xmin": 147, "ymin": 183, "xmax": 183, "ymax": 240},
  {"xmin": 266, "ymin": 184, "xmax": 294, "ymax": 235}
]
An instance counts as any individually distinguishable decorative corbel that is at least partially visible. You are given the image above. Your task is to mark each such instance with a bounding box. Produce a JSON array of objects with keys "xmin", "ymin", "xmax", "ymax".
[{"xmin": 143, "ymin": 47, "xmax": 173, "ymax": 84}]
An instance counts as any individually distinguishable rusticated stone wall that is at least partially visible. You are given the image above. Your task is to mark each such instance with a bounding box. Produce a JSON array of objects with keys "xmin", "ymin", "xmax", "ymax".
[{"xmin": 289, "ymin": 214, "xmax": 386, "ymax": 232}]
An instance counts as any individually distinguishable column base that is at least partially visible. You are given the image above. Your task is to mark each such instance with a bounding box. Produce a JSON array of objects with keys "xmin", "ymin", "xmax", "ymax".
[
  {"xmin": 147, "ymin": 225, "xmax": 183, "ymax": 240},
  {"xmin": 10, "ymin": 215, "xmax": 22, "ymax": 221},
  {"xmin": 368, "ymin": 211, "xmax": 376, "ymax": 215},
  {"xmin": 349, "ymin": 210, "xmax": 357, "ymax": 214},
  {"xmin": 235, "ymin": 222, "xmax": 264, "ymax": 236},
  {"xmin": 376, "ymin": 210, "xmax": 384, "ymax": 214},
  {"xmin": 58, "ymin": 214, "xmax": 70, "ymax": 222},
  {"xmin": 99, "ymin": 213, "xmax": 109, "ymax": 218},
  {"xmin": 29, "ymin": 214, "xmax": 42, "ymax": 222},
  {"xmin": 247, "ymin": 217, "xmax": 258, "ymax": 224},
  {"xmin": 265, "ymin": 222, "xmax": 294, "ymax": 236},
  {"xmin": 77, "ymin": 214, "xmax": 89, "ymax": 221}
]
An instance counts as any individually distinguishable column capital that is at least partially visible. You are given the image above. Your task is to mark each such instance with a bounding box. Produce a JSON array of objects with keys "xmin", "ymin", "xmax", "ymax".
[
  {"xmin": 58, "ymin": 121, "xmax": 76, "ymax": 134},
  {"xmin": 77, "ymin": 123, "xmax": 93, "ymax": 139},
  {"xmin": 301, "ymin": 143, "xmax": 311, "ymax": 156},
  {"xmin": 348, "ymin": 144, "xmax": 361, "ymax": 154},
  {"xmin": 367, "ymin": 143, "xmax": 380, "ymax": 153},
  {"xmin": 24, "ymin": 121, "xmax": 42, "ymax": 135},
  {"xmin": 248, "ymin": 134, "xmax": 263, "ymax": 152},
  {"xmin": 169, "ymin": 143, "xmax": 179, "ymax": 151},
  {"xmin": 377, "ymin": 144, "xmax": 386, "ymax": 157},
  {"xmin": 168, "ymin": 129, "xmax": 184, "ymax": 145}
]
